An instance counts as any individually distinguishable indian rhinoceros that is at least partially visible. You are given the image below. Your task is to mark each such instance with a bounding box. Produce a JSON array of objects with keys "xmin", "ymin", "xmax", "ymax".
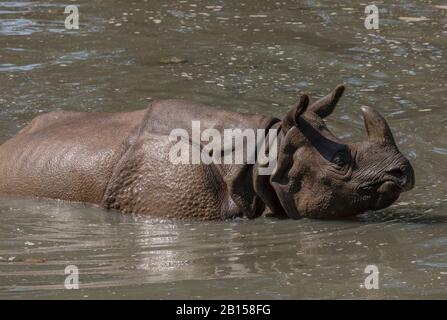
[{"xmin": 0, "ymin": 85, "xmax": 414, "ymax": 220}]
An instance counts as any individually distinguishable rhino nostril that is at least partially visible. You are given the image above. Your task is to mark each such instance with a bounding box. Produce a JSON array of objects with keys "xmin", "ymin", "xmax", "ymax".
[
  {"xmin": 386, "ymin": 168, "xmax": 404, "ymax": 180},
  {"xmin": 385, "ymin": 165, "xmax": 415, "ymax": 191}
]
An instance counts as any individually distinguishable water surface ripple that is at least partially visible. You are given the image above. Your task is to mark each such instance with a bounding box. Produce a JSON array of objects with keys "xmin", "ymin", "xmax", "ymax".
[{"xmin": 0, "ymin": 0, "xmax": 446, "ymax": 299}]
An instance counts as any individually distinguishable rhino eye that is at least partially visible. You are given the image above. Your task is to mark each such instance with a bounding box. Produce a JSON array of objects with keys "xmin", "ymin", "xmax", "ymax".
[{"xmin": 332, "ymin": 150, "xmax": 350, "ymax": 168}]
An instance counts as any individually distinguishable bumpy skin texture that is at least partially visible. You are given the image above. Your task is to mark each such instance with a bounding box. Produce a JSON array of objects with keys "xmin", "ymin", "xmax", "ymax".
[
  {"xmin": 144, "ymin": 99, "xmax": 279, "ymax": 219},
  {"xmin": 0, "ymin": 85, "xmax": 415, "ymax": 220},
  {"xmin": 103, "ymin": 133, "xmax": 229, "ymax": 220},
  {"xmin": 0, "ymin": 102, "xmax": 274, "ymax": 220}
]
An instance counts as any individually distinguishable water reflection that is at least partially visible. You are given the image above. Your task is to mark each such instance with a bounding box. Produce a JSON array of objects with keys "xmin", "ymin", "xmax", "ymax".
[{"xmin": 1, "ymin": 193, "xmax": 447, "ymax": 298}]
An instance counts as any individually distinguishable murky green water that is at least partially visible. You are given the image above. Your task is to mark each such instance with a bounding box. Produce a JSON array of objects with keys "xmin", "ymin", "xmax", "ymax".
[{"xmin": 0, "ymin": 0, "xmax": 446, "ymax": 299}]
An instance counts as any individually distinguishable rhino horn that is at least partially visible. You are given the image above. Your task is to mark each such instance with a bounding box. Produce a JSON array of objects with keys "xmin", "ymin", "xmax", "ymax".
[{"xmin": 361, "ymin": 105, "xmax": 396, "ymax": 145}]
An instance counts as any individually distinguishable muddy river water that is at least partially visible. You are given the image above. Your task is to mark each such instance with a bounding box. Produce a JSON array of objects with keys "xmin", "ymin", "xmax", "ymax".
[{"xmin": 0, "ymin": 0, "xmax": 446, "ymax": 299}]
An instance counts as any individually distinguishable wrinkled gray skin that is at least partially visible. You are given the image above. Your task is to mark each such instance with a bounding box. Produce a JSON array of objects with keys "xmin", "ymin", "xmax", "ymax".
[{"xmin": 0, "ymin": 85, "xmax": 414, "ymax": 220}]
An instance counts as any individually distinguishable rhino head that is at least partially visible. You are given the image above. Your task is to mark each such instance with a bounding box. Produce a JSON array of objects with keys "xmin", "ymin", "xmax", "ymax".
[{"xmin": 260, "ymin": 85, "xmax": 415, "ymax": 219}]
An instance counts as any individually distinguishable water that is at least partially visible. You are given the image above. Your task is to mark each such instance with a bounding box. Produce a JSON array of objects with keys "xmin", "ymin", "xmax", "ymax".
[{"xmin": 0, "ymin": 0, "xmax": 446, "ymax": 299}]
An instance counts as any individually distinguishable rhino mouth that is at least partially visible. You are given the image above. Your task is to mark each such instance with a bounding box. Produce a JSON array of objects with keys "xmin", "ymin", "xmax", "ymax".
[
  {"xmin": 357, "ymin": 179, "xmax": 402, "ymax": 196},
  {"xmin": 357, "ymin": 179, "xmax": 403, "ymax": 211}
]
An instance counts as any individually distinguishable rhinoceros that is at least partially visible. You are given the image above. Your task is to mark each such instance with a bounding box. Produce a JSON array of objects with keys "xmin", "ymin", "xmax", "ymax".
[{"xmin": 0, "ymin": 85, "xmax": 414, "ymax": 220}]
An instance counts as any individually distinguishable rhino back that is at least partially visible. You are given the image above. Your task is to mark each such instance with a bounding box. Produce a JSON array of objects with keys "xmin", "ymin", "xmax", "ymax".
[
  {"xmin": 0, "ymin": 109, "xmax": 147, "ymax": 203},
  {"xmin": 146, "ymin": 99, "xmax": 276, "ymax": 135}
]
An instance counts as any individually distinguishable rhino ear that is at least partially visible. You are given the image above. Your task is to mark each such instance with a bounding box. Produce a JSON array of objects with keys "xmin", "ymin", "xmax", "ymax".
[
  {"xmin": 282, "ymin": 94, "xmax": 309, "ymax": 133},
  {"xmin": 309, "ymin": 84, "xmax": 345, "ymax": 118}
]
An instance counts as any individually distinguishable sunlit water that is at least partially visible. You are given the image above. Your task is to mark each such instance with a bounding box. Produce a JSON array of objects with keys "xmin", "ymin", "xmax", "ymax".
[{"xmin": 0, "ymin": 0, "xmax": 446, "ymax": 299}]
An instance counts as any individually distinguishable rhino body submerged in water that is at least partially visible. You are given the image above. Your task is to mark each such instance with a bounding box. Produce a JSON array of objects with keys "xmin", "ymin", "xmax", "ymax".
[{"xmin": 0, "ymin": 85, "xmax": 414, "ymax": 220}]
